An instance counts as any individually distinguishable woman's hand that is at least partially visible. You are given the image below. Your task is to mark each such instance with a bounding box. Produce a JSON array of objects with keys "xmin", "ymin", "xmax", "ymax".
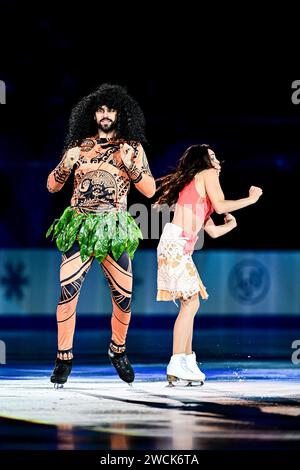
[
  {"xmin": 120, "ymin": 143, "xmax": 135, "ymax": 168},
  {"xmin": 63, "ymin": 147, "xmax": 81, "ymax": 170},
  {"xmin": 249, "ymin": 186, "xmax": 263, "ymax": 203},
  {"xmin": 224, "ymin": 213, "xmax": 237, "ymax": 228}
]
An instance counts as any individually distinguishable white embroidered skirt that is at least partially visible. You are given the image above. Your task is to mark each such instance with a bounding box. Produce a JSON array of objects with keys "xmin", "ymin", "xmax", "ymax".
[{"xmin": 157, "ymin": 222, "xmax": 208, "ymax": 305}]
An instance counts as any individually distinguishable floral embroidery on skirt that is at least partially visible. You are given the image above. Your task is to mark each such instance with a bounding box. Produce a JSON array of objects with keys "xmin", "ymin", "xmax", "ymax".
[{"xmin": 157, "ymin": 223, "xmax": 208, "ymax": 306}]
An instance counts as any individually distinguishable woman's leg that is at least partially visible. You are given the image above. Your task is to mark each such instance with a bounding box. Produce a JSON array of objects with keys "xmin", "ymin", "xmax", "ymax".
[
  {"xmin": 56, "ymin": 243, "xmax": 94, "ymax": 359},
  {"xmin": 100, "ymin": 251, "xmax": 133, "ymax": 351},
  {"xmin": 185, "ymin": 324, "xmax": 194, "ymax": 355},
  {"xmin": 172, "ymin": 294, "xmax": 200, "ymax": 355}
]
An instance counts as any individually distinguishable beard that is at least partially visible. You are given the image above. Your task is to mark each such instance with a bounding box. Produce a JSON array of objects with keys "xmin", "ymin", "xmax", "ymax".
[{"xmin": 98, "ymin": 119, "xmax": 116, "ymax": 133}]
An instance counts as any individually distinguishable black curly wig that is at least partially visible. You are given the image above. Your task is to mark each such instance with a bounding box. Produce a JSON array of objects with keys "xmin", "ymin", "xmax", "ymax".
[{"xmin": 64, "ymin": 83, "xmax": 146, "ymax": 151}]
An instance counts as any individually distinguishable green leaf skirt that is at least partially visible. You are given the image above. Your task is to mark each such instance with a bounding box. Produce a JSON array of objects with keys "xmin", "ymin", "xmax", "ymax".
[{"xmin": 46, "ymin": 206, "xmax": 143, "ymax": 263}]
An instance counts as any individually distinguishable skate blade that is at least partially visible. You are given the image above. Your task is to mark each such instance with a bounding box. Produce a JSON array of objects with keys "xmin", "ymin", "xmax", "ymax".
[
  {"xmin": 166, "ymin": 375, "xmax": 204, "ymax": 387},
  {"xmin": 166, "ymin": 374, "xmax": 179, "ymax": 387},
  {"xmin": 54, "ymin": 383, "xmax": 64, "ymax": 389},
  {"xmin": 186, "ymin": 380, "xmax": 205, "ymax": 387}
]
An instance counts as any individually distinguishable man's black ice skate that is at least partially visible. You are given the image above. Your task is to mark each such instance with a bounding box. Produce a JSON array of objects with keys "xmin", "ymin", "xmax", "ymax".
[
  {"xmin": 108, "ymin": 343, "xmax": 135, "ymax": 385},
  {"xmin": 50, "ymin": 358, "xmax": 72, "ymax": 388}
]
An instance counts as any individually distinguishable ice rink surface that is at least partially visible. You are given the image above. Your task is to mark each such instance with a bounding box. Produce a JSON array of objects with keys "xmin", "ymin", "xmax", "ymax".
[{"xmin": 1, "ymin": 361, "xmax": 300, "ymax": 450}]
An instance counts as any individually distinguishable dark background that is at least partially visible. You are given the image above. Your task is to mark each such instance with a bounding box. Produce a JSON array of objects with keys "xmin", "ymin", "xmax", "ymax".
[{"xmin": 0, "ymin": 4, "xmax": 299, "ymax": 250}]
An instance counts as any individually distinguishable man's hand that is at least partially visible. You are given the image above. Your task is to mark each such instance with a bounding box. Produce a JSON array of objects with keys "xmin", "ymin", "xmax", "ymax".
[
  {"xmin": 120, "ymin": 143, "xmax": 135, "ymax": 168},
  {"xmin": 63, "ymin": 147, "xmax": 81, "ymax": 170},
  {"xmin": 249, "ymin": 186, "xmax": 263, "ymax": 203}
]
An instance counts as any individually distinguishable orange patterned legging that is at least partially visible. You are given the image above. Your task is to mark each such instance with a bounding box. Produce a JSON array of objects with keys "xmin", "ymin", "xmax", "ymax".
[{"xmin": 56, "ymin": 242, "xmax": 132, "ymax": 356}]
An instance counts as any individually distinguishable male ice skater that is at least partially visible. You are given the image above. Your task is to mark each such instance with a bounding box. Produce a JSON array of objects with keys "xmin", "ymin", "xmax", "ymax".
[{"xmin": 46, "ymin": 84, "xmax": 155, "ymax": 386}]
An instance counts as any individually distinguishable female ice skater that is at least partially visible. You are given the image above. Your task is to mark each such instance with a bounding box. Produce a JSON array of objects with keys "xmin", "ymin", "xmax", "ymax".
[
  {"xmin": 46, "ymin": 84, "xmax": 155, "ymax": 387},
  {"xmin": 155, "ymin": 144, "xmax": 262, "ymax": 386}
]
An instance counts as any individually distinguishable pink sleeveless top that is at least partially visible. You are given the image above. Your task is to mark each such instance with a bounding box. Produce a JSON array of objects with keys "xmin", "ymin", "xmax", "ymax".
[
  {"xmin": 177, "ymin": 177, "xmax": 213, "ymax": 220},
  {"xmin": 176, "ymin": 177, "xmax": 214, "ymax": 253}
]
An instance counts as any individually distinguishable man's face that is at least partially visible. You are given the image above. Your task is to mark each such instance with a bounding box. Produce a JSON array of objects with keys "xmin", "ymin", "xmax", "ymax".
[{"xmin": 95, "ymin": 105, "xmax": 117, "ymax": 132}]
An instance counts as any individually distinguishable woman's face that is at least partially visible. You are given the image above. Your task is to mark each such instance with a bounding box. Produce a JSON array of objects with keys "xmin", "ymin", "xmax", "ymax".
[{"xmin": 208, "ymin": 149, "xmax": 221, "ymax": 174}]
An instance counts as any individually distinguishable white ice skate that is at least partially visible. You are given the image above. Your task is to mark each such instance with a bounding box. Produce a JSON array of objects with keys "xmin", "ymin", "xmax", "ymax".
[
  {"xmin": 166, "ymin": 353, "xmax": 204, "ymax": 387},
  {"xmin": 185, "ymin": 352, "xmax": 205, "ymax": 386}
]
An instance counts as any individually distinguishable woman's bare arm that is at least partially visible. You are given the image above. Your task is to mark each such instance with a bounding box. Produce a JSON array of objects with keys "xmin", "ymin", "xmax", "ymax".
[
  {"xmin": 204, "ymin": 168, "xmax": 262, "ymax": 214},
  {"xmin": 204, "ymin": 214, "xmax": 237, "ymax": 238}
]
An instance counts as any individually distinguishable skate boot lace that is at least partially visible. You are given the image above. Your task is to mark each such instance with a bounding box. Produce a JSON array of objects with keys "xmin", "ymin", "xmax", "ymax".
[
  {"xmin": 54, "ymin": 360, "xmax": 71, "ymax": 375},
  {"xmin": 108, "ymin": 345, "xmax": 135, "ymax": 383},
  {"xmin": 115, "ymin": 354, "xmax": 129, "ymax": 369},
  {"xmin": 179, "ymin": 356, "xmax": 191, "ymax": 373}
]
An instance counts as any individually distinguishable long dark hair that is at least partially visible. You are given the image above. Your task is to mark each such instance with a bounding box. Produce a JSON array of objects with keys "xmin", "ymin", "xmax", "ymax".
[
  {"xmin": 155, "ymin": 144, "xmax": 214, "ymax": 206},
  {"xmin": 63, "ymin": 83, "xmax": 146, "ymax": 151}
]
